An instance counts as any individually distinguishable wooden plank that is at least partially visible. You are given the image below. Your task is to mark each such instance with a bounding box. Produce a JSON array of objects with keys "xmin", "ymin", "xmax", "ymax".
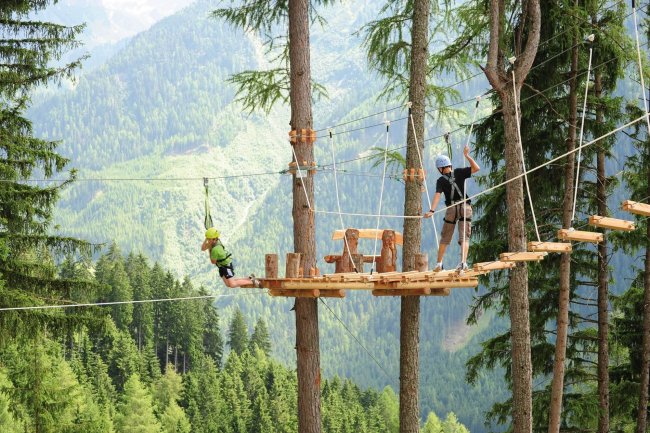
[
  {"xmin": 500, "ymin": 252, "xmax": 546, "ymax": 262},
  {"xmin": 318, "ymin": 289, "xmax": 346, "ymax": 298},
  {"xmin": 622, "ymin": 200, "xmax": 650, "ymax": 217},
  {"xmin": 558, "ymin": 228, "xmax": 603, "ymax": 243},
  {"xmin": 372, "ymin": 288, "xmax": 431, "ymax": 297},
  {"xmin": 427, "ymin": 270, "xmax": 463, "ymax": 279},
  {"xmin": 528, "ymin": 241, "xmax": 572, "ymax": 253},
  {"xmin": 332, "ymin": 229, "xmax": 404, "ymax": 246},
  {"xmin": 269, "ymin": 289, "xmax": 319, "ymax": 298},
  {"xmin": 588, "ymin": 215, "xmax": 636, "ymax": 231},
  {"xmin": 281, "ymin": 281, "xmax": 374, "ymax": 290}
]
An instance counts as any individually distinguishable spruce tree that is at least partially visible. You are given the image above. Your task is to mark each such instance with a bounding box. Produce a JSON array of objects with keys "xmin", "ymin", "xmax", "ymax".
[
  {"xmin": 227, "ymin": 308, "xmax": 249, "ymax": 356},
  {"xmin": 114, "ymin": 374, "xmax": 162, "ymax": 433},
  {"xmin": 0, "ymin": 0, "xmax": 102, "ymax": 339},
  {"xmin": 249, "ymin": 317, "xmax": 272, "ymax": 356}
]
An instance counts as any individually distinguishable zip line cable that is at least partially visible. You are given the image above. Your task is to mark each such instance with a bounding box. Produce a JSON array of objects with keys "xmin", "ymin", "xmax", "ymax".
[
  {"xmin": 319, "ymin": 298, "xmax": 394, "ymax": 381},
  {"xmin": 0, "ymin": 292, "xmax": 263, "ymax": 312},
  {"xmin": 329, "ymin": 129, "xmax": 358, "ymax": 272},
  {"xmin": 411, "ymin": 103, "xmax": 440, "ymax": 248},
  {"xmin": 370, "ymin": 120, "xmax": 392, "ymax": 274},
  {"xmin": 511, "ymin": 67, "xmax": 542, "ymax": 242},
  {"xmin": 571, "ymin": 44, "xmax": 594, "ymax": 225}
]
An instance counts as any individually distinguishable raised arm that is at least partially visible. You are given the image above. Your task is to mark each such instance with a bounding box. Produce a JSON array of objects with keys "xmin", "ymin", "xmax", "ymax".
[{"xmin": 464, "ymin": 145, "xmax": 480, "ymax": 174}]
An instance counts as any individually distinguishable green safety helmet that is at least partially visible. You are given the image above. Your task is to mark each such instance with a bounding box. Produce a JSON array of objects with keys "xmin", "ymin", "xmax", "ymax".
[{"xmin": 205, "ymin": 227, "xmax": 220, "ymax": 239}]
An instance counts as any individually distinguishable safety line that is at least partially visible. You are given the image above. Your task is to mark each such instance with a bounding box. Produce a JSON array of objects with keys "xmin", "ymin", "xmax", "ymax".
[
  {"xmin": 319, "ymin": 298, "xmax": 394, "ymax": 381},
  {"xmin": 410, "ymin": 106, "xmax": 440, "ymax": 248},
  {"xmin": 511, "ymin": 69, "xmax": 541, "ymax": 242},
  {"xmin": 370, "ymin": 120, "xmax": 392, "ymax": 274},
  {"xmin": 571, "ymin": 45, "xmax": 594, "ymax": 224},
  {"xmin": 0, "ymin": 292, "xmax": 261, "ymax": 312},
  {"xmin": 329, "ymin": 130, "xmax": 358, "ymax": 272},
  {"xmin": 290, "ymin": 144, "xmax": 312, "ymax": 210},
  {"xmin": 313, "ymin": 113, "xmax": 649, "ymax": 219},
  {"xmin": 461, "ymin": 96, "xmax": 482, "ymax": 261},
  {"xmin": 633, "ymin": 4, "xmax": 650, "ymax": 134}
]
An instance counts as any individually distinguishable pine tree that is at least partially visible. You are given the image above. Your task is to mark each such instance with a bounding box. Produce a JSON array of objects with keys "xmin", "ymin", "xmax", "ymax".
[
  {"xmin": 114, "ymin": 374, "xmax": 162, "ymax": 433},
  {"xmin": 160, "ymin": 401, "xmax": 191, "ymax": 433},
  {"xmin": 227, "ymin": 308, "xmax": 249, "ymax": 356},
  {"xmin": 201, "ymin": 288, "xmax": 223, "ymax": 367},
  {"xmin": 249, "ymin": 317, "xmax": 272, "ymax": 356}
]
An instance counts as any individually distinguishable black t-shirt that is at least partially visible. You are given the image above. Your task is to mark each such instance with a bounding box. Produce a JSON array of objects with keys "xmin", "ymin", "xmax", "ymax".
[{"xmin": 435, "ymin": 167, "xmax": 472, "ymax": 206}]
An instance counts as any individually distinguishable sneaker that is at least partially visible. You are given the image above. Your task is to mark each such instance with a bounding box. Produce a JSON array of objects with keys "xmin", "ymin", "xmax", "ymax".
[
  {"xmin": 455, "ymin": 262, "xmax": 469, "ymax": 274},
  {"xmin": 249, "ymin": 274, "xmax": 261, "ymax": 288},
  {"xmin": 433, "ymin": 262, "xmax": 443, "ymax": 272}
]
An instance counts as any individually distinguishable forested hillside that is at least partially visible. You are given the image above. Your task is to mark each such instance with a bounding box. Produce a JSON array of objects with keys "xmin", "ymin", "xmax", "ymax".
[{"xmin": 26, "ymin": 0, "xmax": 507, "ymax": 430}]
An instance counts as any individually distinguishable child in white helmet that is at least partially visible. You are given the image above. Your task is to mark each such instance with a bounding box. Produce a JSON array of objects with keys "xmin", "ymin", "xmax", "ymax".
[
  {"xmin": 424, "ymin": 145, "xmax": 480, "ymax": 273},
  {"xmin": 202, "ymin": 227, "xmax": 260, "ymax": 288}
]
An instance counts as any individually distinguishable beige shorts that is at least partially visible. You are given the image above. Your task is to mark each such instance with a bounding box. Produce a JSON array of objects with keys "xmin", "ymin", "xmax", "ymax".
[{"xmin": 440, "ymin": 203, "xmax": 473, "ymax": 245}]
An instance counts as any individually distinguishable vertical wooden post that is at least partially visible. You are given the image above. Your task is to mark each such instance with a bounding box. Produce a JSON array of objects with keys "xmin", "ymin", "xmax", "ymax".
[
  {"xmin": 266, "ymin": 254, "xmax": 279, "ymax": 279},
  {"xmin": 415, "ymin": 253, "xmax": 428, "ymax": 272},
  {"xmin": 351, "ymin": 254, "xmax": 364, "ymax": 273},
  {"xmin": 286, "ymin": 253, "xmax": 301, "ymax": 278}
]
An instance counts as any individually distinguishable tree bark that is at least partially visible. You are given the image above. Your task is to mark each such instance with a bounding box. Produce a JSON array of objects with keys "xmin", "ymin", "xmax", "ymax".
[
  {"xmin": 399, "ymin": 0, "xmax": 429, "ymax": 432},
  {"xmin": 548, "ymin": 24, "xmax": 579, "ymax": 433},
  {"xmin": 593, "ymin": 68, "xmax": 610, "ymax": 433},
  {"xmin": 637, "ymin": 162, "xmax": 650, "ymax": 433},
  {"xmin": 636, "ymin": 8, "xmax": 650, "ymax": 432},
  {"xmin": 483, "ymin": 1, "xmax": 540, "ymax": 431},
  {"xmin": 288, "ymin": 1, "xmax": 320, "ymax": 432}
]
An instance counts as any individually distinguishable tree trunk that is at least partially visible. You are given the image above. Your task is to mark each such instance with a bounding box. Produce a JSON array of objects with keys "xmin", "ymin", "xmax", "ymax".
[
  {"xmin": 637, "ymin": 166, "xmax": 650, "ymax": 433},
  {"xmin": 548, "ymin": 25, "xmax": 579, "ymax": 433},
  {"xmin": 593, "ymin": 69, "xmax": 610, "ymax": 433},
  {"xmin": 636, "ymin": 8, "xmax": 650, "ymax": 432},
  {"xmin": 503, "ymin": 88, "xmax": 534, "ymax": 433},
  {"xmin": 399, "ymin": 1, "xmax": 429, "ymax": 432},
  {"xmin": 288, "ymin": 1, "xmax": 320, "ymax": 432}
]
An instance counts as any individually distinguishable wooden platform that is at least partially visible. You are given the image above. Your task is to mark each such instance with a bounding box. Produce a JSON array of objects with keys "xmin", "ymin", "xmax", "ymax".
[{"xmin": 258, "ymin": 270, "xmax": 479, "ymax": 297}]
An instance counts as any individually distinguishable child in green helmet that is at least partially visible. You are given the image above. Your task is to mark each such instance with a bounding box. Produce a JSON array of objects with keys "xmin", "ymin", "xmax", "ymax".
[{"xmin": 202, "ymin": 227, "xmax": 260, "ymax": 288}]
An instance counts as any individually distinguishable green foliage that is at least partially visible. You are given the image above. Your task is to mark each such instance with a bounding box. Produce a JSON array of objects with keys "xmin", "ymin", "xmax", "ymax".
[
  {"xmin": 114, "ymin": 374, "xmax": 162, "ymax": 433},
  {"xmin": 227, "ymin": 308, "xmax": 249, "ymax": 356},
  {"xmin": 249, "ymin": 317, "xmax": 272, "ymax": 356}
]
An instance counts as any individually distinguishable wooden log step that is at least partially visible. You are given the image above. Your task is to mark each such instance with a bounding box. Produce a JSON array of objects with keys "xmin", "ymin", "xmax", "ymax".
[
  {"xmin": 473, "ymin": 261, "xmax": 516, "ymax": 271},
  {"xmin": 372, "ymin": 288, "xmax": 431, "ymax": 297},
  {"xmin": 528, "ymin": 241, "xmax": 572, "ymax": 253},
  {"xmin": 622, "ymin": 200, "xmax": 650, "ymax": 217},
  {"xmin": 426, "ymin": 270, "xmax": 459, "ymax": 279},
  {"xmin": 500, "ymin": 252, "xmax": 547, "ymax": 262},
  {"xmin": 588, "ymin": 215, "xmax": 636, "ymax": 231},
  {"xmin": 379, "ymin": 271, "xmax": 419, "ymax": 283},
  {"xmin": 269, "ymin": 289, "xmax": 320, "ymax": 298},
  {"xmin": 332, "ymin": 229, "xmax": 404, "ymax": 246},
  {"xmin": 558, "ymin": 228, "xmax": 603, "ymax": 243}
]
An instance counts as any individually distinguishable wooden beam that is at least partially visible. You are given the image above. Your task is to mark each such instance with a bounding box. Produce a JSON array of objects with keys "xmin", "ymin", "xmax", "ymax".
[
  {"xmin": 269, "ymin": 289, "xmax": 319, "ymax": 298},
  {"xmin": 282, "ymin": 281, "xmax": 374, "ymax": 290},
  {"xmin": 499, "ymin": 252, "xmax": 547, "ymax": 262},
  {"xmin": 588, "ymin": 215, "xmax": 636, "ymax": 231},
  {"xmin": 386, "ymin": 280, "xmax": 478, "ymax": 289},
  {"xmin": 317, "ymin": 289, "xmax": 346, "ymax": 298},
  {"xmin": 622, "ymin": 200, "xmax": 650, "ymax": 217},
  {"xmin": 373, "ymin": 288, "xmax": 431, "ymax": 296},
  {"xmin": 558, "ymin": 228, "xmax": 603, "ymax": 243},
  {"xmin": 473, "ymin": 261, "xmax": 516, "ymax": 271},
  {"xmin": 332, "ymin": 229, "xmax": 404, "ymax": 246},
  {"xmin": 528, "ymin": 242, "xmax": 572, "ymax": 253},
  {"xmin": 427, "ymin": 288, "xmax": 451, "ymax": 296}
]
